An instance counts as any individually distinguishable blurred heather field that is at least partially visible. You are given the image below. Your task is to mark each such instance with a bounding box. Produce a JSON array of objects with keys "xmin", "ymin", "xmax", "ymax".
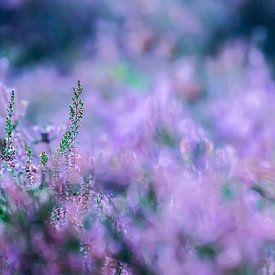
[{"xmin": 2, "ymin": 0, "xmax": 275, "ymax": 274}]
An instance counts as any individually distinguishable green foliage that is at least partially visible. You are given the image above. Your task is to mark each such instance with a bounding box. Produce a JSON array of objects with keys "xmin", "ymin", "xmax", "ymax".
[
  {"xmin": 197, "ymin": 244, "xmax": 216, "ymax": 260},
  {"xmin": 222, "ymin": 184, "xmax": 234, "ymax": 201},
  {"xmin": 0, "ymin": 190, "xmax": 10, "ymax": 224},
  {"xmin": 69, "ymin": 80, "xmax": 84, "ymax": 144},
  {"xmin": 5, "ymin": 90, "xmax": 15, "ymax": 139},
  {"xmin": 26, "ymin": 144, "xmax": 32, "ymax": 160},
  {"xmin": 40, "ymin": 152, "xmax": 48, "ymax": 166},
  {"xmin": 61, "ymin": 236, "xmax": 81, "ymax": 253},
  {"xmin": 1, "ymin": 90, "xmax": 16, "ymax": 167},
  {"xmin": 59, "ymin": 130, "xmax": 72, "ymax": 154},
  {"xmin": 113, "ymin": 63, "xmax": 150, "ymax": 91},
  {"xmin": 59, "ymin": 80, "xmax": 84, "ymax": 154},
  {"xmin": 155, "ymin": 125, "xmax": 179, "ymax": 148}
]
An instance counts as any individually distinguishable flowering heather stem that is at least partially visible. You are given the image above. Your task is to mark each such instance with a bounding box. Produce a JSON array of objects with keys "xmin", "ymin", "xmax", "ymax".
[
  {"xmin": 1, "ymin": 90, "xmax": 16, "ymax": 169},
  {"xmin": 59, "ymin": 80, "xmax": 84, "ymax": 155},
  {"xmin": 24, "ymin": 144, "xmax": 36, "ymax": 185}
]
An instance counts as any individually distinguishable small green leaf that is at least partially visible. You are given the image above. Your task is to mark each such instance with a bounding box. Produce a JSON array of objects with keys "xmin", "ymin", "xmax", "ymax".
[{"xmin": 40, "ymin": 152, "xmax": 48, "ymax": 166}]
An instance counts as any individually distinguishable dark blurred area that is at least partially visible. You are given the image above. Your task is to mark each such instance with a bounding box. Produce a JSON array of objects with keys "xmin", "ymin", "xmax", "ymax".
[
  {"xmin": 0, "ymin": 0, "xmax": 109, "ymax": 67},
  {"xmin": 208, "ymin": 0, "xmax": 275, "ymax": 71},
  {"xmin": 1, "ymin": 0, "xmax": 275, "ymax": 71}
]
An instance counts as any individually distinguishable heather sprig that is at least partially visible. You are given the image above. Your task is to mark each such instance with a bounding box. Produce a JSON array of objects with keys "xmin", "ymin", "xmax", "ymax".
[
  {"xmin": 69, "ymin": 80, "xmax": 84, "ymax": 145},
  {"xmin": 24, "ymin": 144, "xmax": 36, "ymax": 185},
  {"xmin": 59, "ymin": 130, "xmax": 71, "ymax": 154},
  {"xmin": 25, "ymin": 144, "xmax": 32, "ymax": 161},
  {"xmin": 5, "ymin": 90, "xmax": 15, "ymax": 139},
  {"xmin": 40, "ymin": 152, "xmax": 48, "ymax": 167},
  {"xmin": 59, "ymin": 80, "xmax": 84, "ymax": 154},
  {"xmin": 1, "ymin": 90, "xmax": 16, "ymax": 168}
]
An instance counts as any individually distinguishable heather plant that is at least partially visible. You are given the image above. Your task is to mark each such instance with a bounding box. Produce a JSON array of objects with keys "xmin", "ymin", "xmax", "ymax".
[
  {"xmin": 2, "ymin": 74, "xmax": 275, "ymax": 274},
  {"xmin": 1, "ymin": 90, "xmax": 16, "ymax": 170},
  {"xmin": 6, "ymin": 2, "xmax": 275, "ymax": 274}
]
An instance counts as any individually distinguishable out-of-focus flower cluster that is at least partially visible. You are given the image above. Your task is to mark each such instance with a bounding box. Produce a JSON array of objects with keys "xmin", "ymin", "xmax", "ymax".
[{"xmin": 1, "ymin": 44, "xmax": 275, "ymax": 274}]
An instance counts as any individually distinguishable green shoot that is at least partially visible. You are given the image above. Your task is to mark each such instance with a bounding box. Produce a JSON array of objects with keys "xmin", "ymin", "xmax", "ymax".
[
  {"xmin": 5, "ymin": 90, "xmax": 15, "ymax": 139},
  {"xmin": 2, "ymin": 90, "xmax": 16, "ymax": 168},
  {"xmin": 59, "ymin": 80, "xmax": 84, "ymax": 154},
  {"xmin": 40, "ymin": 152, "xmax": 48, "ymax": 167},
  {"xmin": 26, "ymin": 144, "xmax": 32, "ymax": 161}
]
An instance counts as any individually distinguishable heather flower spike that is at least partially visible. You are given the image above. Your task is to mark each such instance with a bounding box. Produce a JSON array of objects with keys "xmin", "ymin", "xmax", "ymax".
[
  {"xmin": 5, "ymin": 90, "xmax": 15, "ymax": 138},
  {"xmin": 59, "ymin": 80, "xmax": 84, "ymax": 154},
  {"xmin": 1, "ymin": 90, "xmax": 16, "ymax": 168},
  {"xmin": 24, "ymin": 144, "xmax": 37, "ymax": 185}
]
